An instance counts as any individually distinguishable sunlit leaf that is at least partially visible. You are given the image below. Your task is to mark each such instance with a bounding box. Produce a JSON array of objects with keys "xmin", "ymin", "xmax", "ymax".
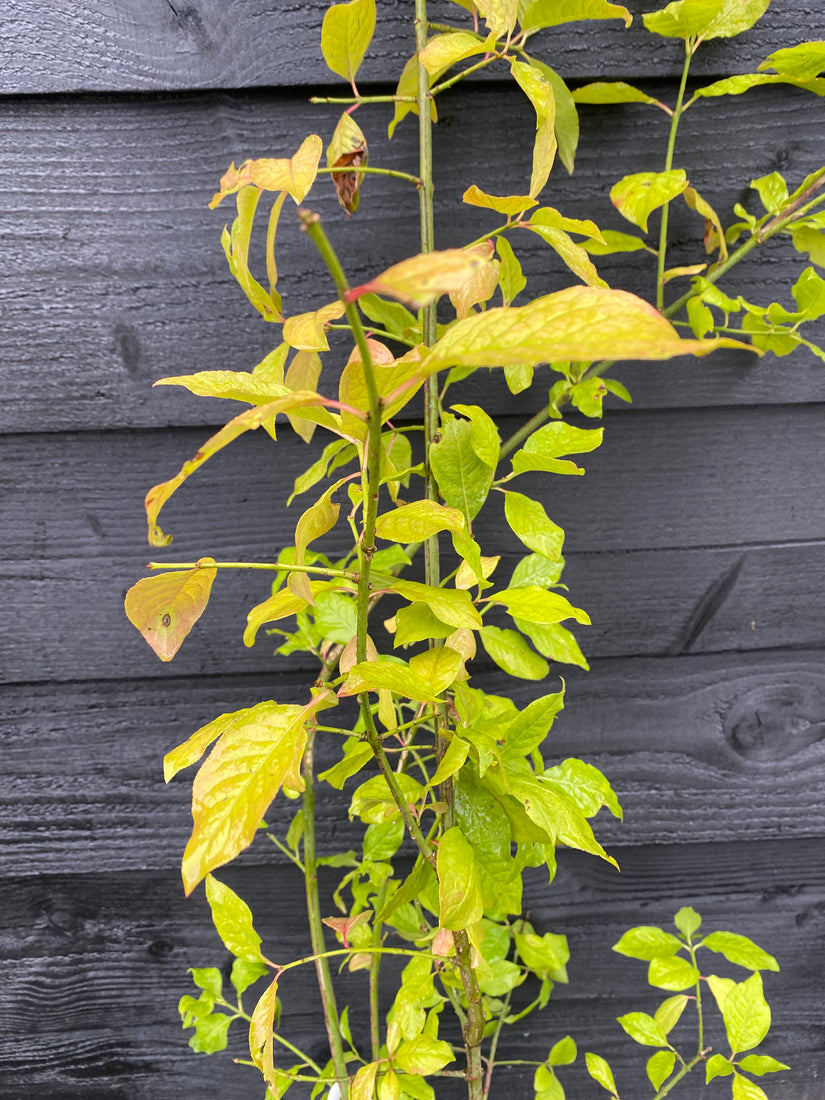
[
  {"xmin": 476, "ymin": 0, "xmax": 520, "ymax": 37},
  {"xmin": 165, "ymin": 700, "xmax": 282, "ymax": 782},
  {"xmin": 154, "ymin": 369, "xmax": 289, "ymax": 405},
  {"xmin": 525, "ymin": 221, "xmax": 606, "ymax": 285},
  {"xmin": 655, "ymin": 994, "xmax": 690, "ymax": 1035},
  {"xmin": 219, "ymin": 186, "xmax": 281, "ymax": 321},
  {"xmin": 643, "ymin": 0, "xmax": 769, "ymax": 41},
  {"xmin": 617, "ymin": 1011, "xmax": 669, "ymax": 1047},
  {"xmin": 125, "ymin": 559, "xmax": 217, "ymax": 661},
  {"xmin": 581, "ymin": 229, "xmax": 649, "ymax": 255},
  {"xmin": 180, "ymin": 693, "xmax": 332, "ymax": 894},
  {"xmin": 543, "ymin": 758, "xmax": 622, "ymax": 819},
  {"xmin": 388, "ymin": 578, "xmax": 484, "ymax": 629},
  {"xmin": 283, "ymin": 301, "xmax": 347, "ymax": 352},
  {"xmin": 409, "ymin": 646, "xmax": 464, "ymax": 695},
  {"xmin": 647, "ymin": 1049, "xmax": 676, "ymax": 1089},
  {"xmin": 692, "ymin": 72, "xmax": 825, "ymax": 100},
  {"xmin": 438, "ymin": 826, "xmax": 483, "ymax": 928},
  {"xmin": 759, "ymin": 41, "xmax": 825, "ymax": 81},
  {"xmin": 504, "ymin": 491, "xmax": 565, "ymax": 560},
  {"xmin": 510, "ymin": 59, "xmax": 557, "ymax": 197},
  {"xmin": 145, "ymin": 393, "xmax": 331, "ymax": 546},
  {"xmin": 487, "ymin": 585, "xmax": 589, "ymax": 625},
  {"xmin": 205, "ymin": 874, "xmax": 264, "ymax": 962},
  {"xmin": 648, "ymin": 955, "xmax": 700, "ymax": 990},
  {"xmin": 375, "ymin": 500, "xmax": 465, "ymax": 542},
  {"xmin": 731, "ymin": 1077, "xmax": 769, "ymax": 1100},
  {"xmin": 430, "ymin": 412, "xmax": 494, "ymax": 523},
  {"xmin": 585, "ymin": 1052, "xmax": 618, "ymax": 1095},
  {"xmin": 529, "ymin": 59, "xmax": 580, "ymax": 174},
  {"xmin": 340, "ymin": 658, "xmax": 442, "ymax": 704},
  {"xmin": 348, "ymin": 243, "xmax": 496, "ymax": 309},
  {"xmin": 209, "ymin": 135, "xmax": 324, "ymax": 208},
  {"xmin": 423, "ymin": 285, "xmax": 755, "ymax": 372},
  {"xmin": 480, "ymin": 624, "xmax": 550, "ymax": 679},
  {"xmin": 321, "ymin": 0, "xmax": 376, "ymax": 84},
  {"xmin": 249, "ymin": 977, "xmax": 279, "ymax": 1085},
  {"xmin": 418, "ymin": 30, "xmax": 491, "ymax": 74},
  {"xmin": 521, "ymin": 0, "xmax": 632, "ymax": 33},
  {"xmin": 611, "ymin": 170, "xmax": 688, "ymax": 233},
  {"xmin": 721, "ymin": 973, "xmax": 771, "ymax": 1054},
  {"xmin": 737, "ymin": 1054, "xmax": 790, "ymax": 1076},
  {"xmin": 701, "ymin": 931, "xmax": 779, "ymax": 972}
]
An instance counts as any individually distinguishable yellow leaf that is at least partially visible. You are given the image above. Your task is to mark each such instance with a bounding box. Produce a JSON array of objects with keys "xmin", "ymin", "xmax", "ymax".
[
  {"xmin": 154, "ymin": 369, "xmax": 290, "ymax": 404},
  {"xmin": 462, "ymin": 185, "xmax": 537, "ymax": 215},
  {"xmin": 125, "ymin": 559, "xmax": 216, "ymax": 661},
  {"xmin": 181, "ymin": 693, "xmax": 332, "ymax": 893},
  {"xmin": 321, "ymin": 0, "xmax": 376, "ymax": 84},
  {"xmin": 209, "ymin": 135, "xmax": 324, "ymax": 208},
  {"xmin": 283, "ymin": 301, "xmax": 347, "ymax": 351},
  {"xmin": 244, "ymin": 580, "xmax": 346, "ymax": 648},
  {"xmin": 418, "ymin": 30, "xmax": 491, "ymax": 75},
  {"xmin": 165, "ymin": 700, "xmax": 280, "ymax": 782},
  {"xmin": 423, "ymin": 286, "xmax": 758, "ymax": 372},
  {"xmin": 249, "ymin": 977, "xmax": 279, "ymax": 1085},
  {"xmin": 510, "ymin": 59, "xmax": 557, "ymax": 197},
  {"xmin": 450, "ymin": 249, "xmax": 501, "ymax": 318},
  {"xmin": 610, "ymin": 170, "xmax": 688, "ymax": 233},
  {"xmin": 285, "ymin": 350, "xmax": 322, "ymax": 442},
  {"xmin": 347, "ymin": 244, "xmax": 495, "ymax": 308}
]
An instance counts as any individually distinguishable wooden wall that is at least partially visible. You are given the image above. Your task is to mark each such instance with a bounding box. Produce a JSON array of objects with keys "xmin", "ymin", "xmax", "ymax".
[{"xmin": 2, "ymin": 2, "xmax": 825, "ymax": 1096}]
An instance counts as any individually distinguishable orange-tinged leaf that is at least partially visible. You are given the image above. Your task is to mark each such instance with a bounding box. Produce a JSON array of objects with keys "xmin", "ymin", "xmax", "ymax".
[
  {"xmin": 181, "ymin": 693, "xmax": 333, "ymax": 894},
  {"xmin": 209, "ymin": 135, "xmax": 324, "ymax": 208},
  {"xmin": 423, "ymin": 286, "xmax": 758, "ymax": 372},
  {"xmin": 283, "ymin": 301, "xmax": 347, "ymax": 351},
  {"xmin": 683, "ymin": 185, "xmax": 728, "ymax": 260},
  {"xmin": 249, "ymin": 976, "xmax": 279, "ymax": 1085},
  {"xmin": 347, "ymin": 244, "xmax": 495, "ymax": 308},
  {"xmin": 339, "ymin": 344, "xmax": 424, "ymax": 440},
  {"xmin": 125, "ymin": 559, "xmax": 216, "ymax": 661},
  {"xmin": 144, "ymin": 392, "xmax": 328, "ymax": 546}
]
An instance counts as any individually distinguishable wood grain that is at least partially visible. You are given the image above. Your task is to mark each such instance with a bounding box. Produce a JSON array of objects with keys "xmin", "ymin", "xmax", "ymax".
[
  {"xmin": 3, "ymin": 1, "xmax": 825, "ymax": 93},
  {"xmin": 1, "ymin": 83, "xmax": 823, "ymax": 433},
  {"xmin": 0, "ymin": 840, "xmax": 821, "ymax": 1097},
  {"xmin": 3, "ymin": 650, "xmax": 823, "ymax": 876}
]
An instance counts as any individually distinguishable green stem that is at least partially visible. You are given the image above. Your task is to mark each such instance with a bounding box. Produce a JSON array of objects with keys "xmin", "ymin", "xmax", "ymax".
[
  {"xmin": 430, "ymin": 53, "xmax": 501, "ymax": 97},
  {"xmin": 652, "ymin": 1047, "xmax": 711, "ymax": 1099},
  {"xmin": 319, "ymin": 164, "xmax": 423, "ymax": 187},
  {"xmin": 327, "ymin": 323, "xmax": 419, "ymax": 348},
  {"xmin": 147, "ymin": 560, "xmax": 357, "ymax": 580},
  {"xmin": 369, "ymin": 879, "xmax": 389, "ymax": 1060},
  {"xmin": 218, "ymin": 1000, "xmax": 324, "ymax": 1072},
  {"xmin": 309, "ymin": 94, "xmax": 417, "ymax": 104},
  {"xmin": 657, "ymin": 43, "xmax": 692, "ymax": 310}
]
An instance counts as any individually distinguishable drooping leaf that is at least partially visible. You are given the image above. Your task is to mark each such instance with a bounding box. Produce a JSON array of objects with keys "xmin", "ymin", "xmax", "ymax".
[
  {"xmin": 244, "ymin": 580, "xmax": 343, "ymax": 648},
  {"xmin": 249, "ymin": 977, "xmax": 279, "ymax": 1085},
  {"xmin": 348, "ymin": 243, "xmax": 496, "ymax": 309},
  {"xmin": 701, "ymin": 931, "xmax": 779, "ymax": 972},
  {"xmin": 438, "ymin": 826, "xmax": 483, "ymax": 929},
  {"xmin": 655, "ymin": 994, "xmax": 690, "ymax": 1035},
  {"xmin": 643, "ymin": 0, "xmax": 770, "ymax": 42},
  {"xmin": 525, "ymin": 221, "xmax": 606, "ymax": 285},
  {"xmin": 504, "ymin": 491, "xmax": 565, "ymax": 560},
  {"xmin": 205, "ymin": 874, "xmax": 264, "ymax": 962},
  {"xmin": 520, "ymin": 0, "xmax": 632, "ymax": 34},
  {"xmin": 231, "ymin": 958, "xmax": 269, "ymax": 997},
  {"xmin": 209, "ymin": 135, "xmax": 324, "ymax": 208},
  {"xmin": 284, "ymin": 350, "xmax": 322, "ymax": 442},
  {"xmin": 180, "ymin": 694, "xmax": 332, "ymax": 893},
  {"xmin": 585, "ymin": 1052, "xmax": 618, "ymax": 1096},
  {"xmin": 219, "ymin": 186, "xmax": 281, "ymax": 321},
  {"xmin": 683, "ymin": 186, "xmax": 728, "ymax": 259},
  {"xmin": 574, "ymin": 81, "xmax": 663, "ymax": 107},
  {"xmin": 125, "ymin": 559, "xmax": 217, "ymax": 661},
  {"xmin": 388, "ymin": 54, "xmax": 438, "ymax": 140},
  {"xmin": 449, "ymin": 252, "xmax": 501, "ymax": 319},
  {"xmin": 462, "ymin": 185, "xmax": 537, "ymax": 216},
  {"xmin": 349, "ymin": 772, "xmax": 427, "ymax": 825},
  {"xmin": 528, "ymin": 58, "xmax": 580, "ymax": 174},
  {"xmin": 611, "ymin": 170, "xmax": 688, "ymax": 233},
  {"xmin": 321, "ymin": 0, "xmax": 376, "ymax": 84},
  {"xmin": 510, "ymin": 58, "xmax": 557, "ymax": 197},
  {"xmin": 423, "ymin": 285, "xmax": 754, "ymax": 372},
  {"xmin": 507, "ymin": 771, "xmax": 618, "ymax": 866},
  {"xmin": 328, "ymin": 111, "xmax": 369, "ymax": 216},
  {"xmin": 480, "ymin": 624, "xmax": 550, "ymax": 679},
  {"xmin": 283, "ymin": 301, "xmax": 347, "ymax": 351},
  {"xmin": 375, "ymin": 500, "xmax": 465, "ymax": 542},
  {"xmin": 486, "ymin": 585, "xmax": 590, "ymax": 625},
  {"xmin": 145, "ymin": 393, "xmax": 331, "ymax": 546}
]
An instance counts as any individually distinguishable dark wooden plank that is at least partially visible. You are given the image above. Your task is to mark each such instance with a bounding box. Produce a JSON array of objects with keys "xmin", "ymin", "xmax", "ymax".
[
  {"xmin": 3, "ymin": 650, "xmax": 824, "ymax": 875},
  {"xmin": 2, "ymin": 402, "xmax": 824, "ymax": 681},
  {"xmin": 0, "ymin": 840, "xmax": 822, "ymax": 1096},
  {"xmin": 1, "ymin": 84, "xmax": 824, "ymax": 433},
  {"xmin": 3, "ymin": 0, "xmax": 825, "ymax": 93}
]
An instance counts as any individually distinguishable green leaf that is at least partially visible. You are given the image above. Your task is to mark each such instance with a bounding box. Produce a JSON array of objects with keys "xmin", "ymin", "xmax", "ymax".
[
  {"xmin": 496, "ymin": 235, "xmax": 528, "ymax": 306},
  {"xmin": 516, "ymin": 930, "xmax": 570, "ymax": 976},
  {"xmin": 512, "ymin": 553, "xmax": 565, "ymax": 588},
  {"xmin": 394, "ymin": 602, "xmax": 455, "ymax": 647},
  {"xmin": 751, "ymin": 171, "xmax": 789, "ymax": 215},
  {"xmin": 760, "ymin": 41, "xmax": 825, "ymax": 81},
  {"xmin": 610, "ymin": 170, "xmax": 688, "ymax": 233},
  {"xmin": 790, "ymin": 225, "xmax": 825, "ymax": 267},
  {"xmin": 321, "ymin": 0, "xmax": 376, "ymax": 83},
  {"xmin": 647, "ymin": 1050, "xmax": 676, "ymax": 1090},
  {"xmin": 190, "ymin": 967, "xmax": 222, "ymax": 997},
  {"xmin": 430, "ymin": 412, "xmax": 494, "ymax": 523},
  {"xmin": 732, "ymin": 1077, "xmax": 769, "ymax": 1100},
  {"xmin": 613, "ymin": 926, "xmax": 684, "ymax": 961},
  {"xmin": 437, "ymin": 826, "xmax": 484, "ymax": 929},
  {"xmin": 643, "ymin": 0, "xmax": 770, "ymax": 42},
  {"xmin": 585, "ymin": 1052, "xmax": 618, "ymax": 1095},
  {"xmin": 318, "ymin": 741, "xmax": 374, "ymax": 789},
  {"xmin": 526, "ymin": 220, "xmax": 606, "ymax": 286},
  {"xmin": 574, "ymin": 81, "xmax": 662, "ymax": 107},
  {"xmin": 125, "ymin": 559, "xmax": 217, "ymax": 662},
  {"xmin": 512, "ymin": 421, "xmax": 603, "ymax": 476},
  {"xmin": 350, "ymin": 773, "xmax": 426, "ymax": 825},
  {"xmin": 486, "ymin": 585, "xmax": 590, "ymax": 626},
  {"xmin": 313, "ymin": 590, "xmax": 358, "ymax": 645},
  {"xmin": 504, "ymin": 491, "xmax": 565, "ymax": 560},
  {"xmin": 179, "ymin": 694, "xmax": 332, "ymax": 894},
  {"xmin": 719, "ymin": 972, "xmax": 772, "ymax": 1054},
  {"xmin": 231, "ymin": 958, "xmax": 270, "ymax": 996},
  {"xmin": 792, "ymin": 266, "xmax": 825, "ymax": 319},
  {"xmin": 706, "ymin": 1053, "xmax": 735, "ymax": 1082},
  {"xmin": 244, "ymin": 580, "xmax": 343, "ymax": 648},
  {"xmin": 419, "ymin": 30, "xmax": 490, "ymax": 74},
  {"xmin": 340, "ymin": 658, "xmax": 442, "ymax": 704},
  {"xmin": 205, "ymin": 875, "xmax": 264, "ymax": 962},
  {"xmin": 737, "ymin": 1054, "xmax": 790, "ymax": 1076},
  {"xmin": 409, "ymin": 645, "xmax": 465, "ymax": 696},
  {"xmin": 423, "ymin": 285, "xmax": 754, "ymax": 372},
  {"xmin": 515, "ymin": 619, "xmax": 589, "ymax": 669},
  {"xmin": 521, "ymin": 0, "xmax": 632, "ymax": 34},
  {"xmin": 617, "ymin": 1011, "xmax": 669, "ymax": 1047},
  {"xmin": 654, "ymin": 994, "xmax": 689, "ymax": 1035},
  {"xmin": 548, "ymin": 1035, "xmax": 577, "ymax": 1066},
  {"xmin": 692, "ymin": 72, "xmax": 825, "ymax": 100},
  {"xmin": 507, "ymin": 772, "xmax": 618, "ymax": 867},
  {"xmin": 375, "ymin": 500, "xmax": 465, "ymax": 542},
  {"xmin": 190, "ymin": 1010, "xmax": 233, "ymax": 1054},
  {"xmin": 388, "ymin": 578, "xmax": 484, "ymax": 629},
  {"xmin": 648, "ymin": 955, "xmax": 700, "ymax": 991},
  {"xmin": 480, "ymin": 624, "xmax": 550, "ymax": 680},
  {"xmin": 581, "ymin": 229, "xmax": 649, "ymax": 255},
  {"xmin": 510, "ymin": 58, "xmax": 557, "ymax": 197},
  {"xmin": 358, "ymin": 292, "xmax": 419, "ymax": 339},
  {"xmin": 701, "ymin": 931, "xmax": 779, "ymax": 972},
  {"xmin": 395, "ymin": 1036, "xmax": 455, "ymax": 1077},
  {"xmin": 674, "ymin": 906, "xmax": 702, "ymax": 937},
  {"xmin": 501, "ymin": 689, "xmax": 565, "ymax": 757},
  {"xmin": 249, "ymin": 976, "xmax": 279, "ymax": 1085},
  {"xmin": 430, "ymin": 735, "xmax": 471, "ymax": 786},
  {"xmin": 543, "ymin": 759, "xmax": 621, "ymax": 819},
  {"xmin": 529, "ymin": 59, "xmax": 580, "ymax": 174},
  {"xmin": 451, "ymin": 403, "xmax": 501, "ymax": 468}
]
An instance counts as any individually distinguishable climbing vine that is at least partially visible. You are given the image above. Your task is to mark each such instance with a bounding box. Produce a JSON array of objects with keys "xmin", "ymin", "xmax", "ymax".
[{"xmin": 126, "ymin": 2, "xmax": 825, "ymax": 1097}]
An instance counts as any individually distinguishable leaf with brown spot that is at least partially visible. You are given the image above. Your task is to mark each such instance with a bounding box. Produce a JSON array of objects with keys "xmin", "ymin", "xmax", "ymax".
[
  {"xmin": 125, "ymin": 559, "xmax": 217, "ymax": 661},
  {"xmin": 328, "ymin": 111, "xmax": 369, "ymax": 215}
]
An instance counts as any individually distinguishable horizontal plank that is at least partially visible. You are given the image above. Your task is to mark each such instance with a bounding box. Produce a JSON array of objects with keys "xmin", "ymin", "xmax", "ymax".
[
  {"xmin": 3, "ymin": 650, "xmax": 824, "ymax": 875},
  {"xmin": 0, "ymin": 839, "xmax": 822, "ymax": 1096},
  {"xmin": 1, "ymin": 84, "xmax": 824, "ymax": 433},
  {"xmin": 2, "ymin": 402, "xmax": 824, "ymax": 682},
  {"xmin": 4, "ymin": 1, "xmax": 825, "ymax": 93}
]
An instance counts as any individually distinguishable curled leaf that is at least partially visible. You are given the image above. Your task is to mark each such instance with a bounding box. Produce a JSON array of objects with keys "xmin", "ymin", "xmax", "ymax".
[
  {"xmin": 209, "ymin": 135, "xmax": 324, "ymax": 208},
  {"xmin": 125, "ymin": 559, "xmax": 217, "ymax": 661},
  {"xmin": 328, "ymin": 111, "xmax": 369, "ymax": 215}
]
